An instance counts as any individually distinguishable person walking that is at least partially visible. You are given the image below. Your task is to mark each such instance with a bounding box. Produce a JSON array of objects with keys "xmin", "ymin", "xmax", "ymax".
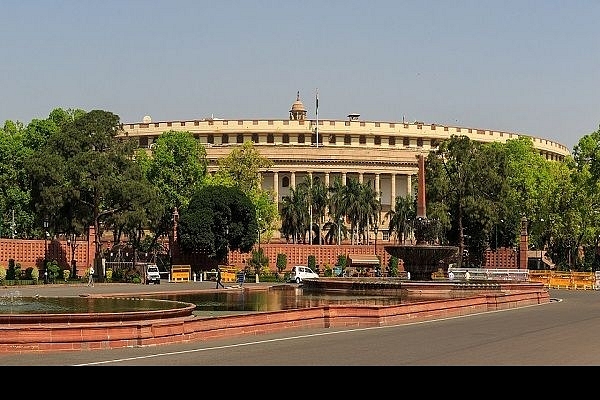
[
  {"xmin": 215, "ymin": 267, "xmax": 225, "ymax": 289},
  {"xmin": 88, "ymin": 266, "xmax": 94, "ymax": 287}
]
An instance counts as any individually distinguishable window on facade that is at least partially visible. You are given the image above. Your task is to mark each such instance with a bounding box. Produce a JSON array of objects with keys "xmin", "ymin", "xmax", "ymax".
[
  {"xmin": 359, "ymin": 135, "xmax": 366, "ymax": 144},
  {"xmin": 207, "ymin": 134, "xmax": 214, "ymax": 144},
  {"xmin": 344, "ymin": 135, "xmax": 351, "ymax": 145},
  {"xmin": 237, "ymin": 134, "xmax": 244, "ymax": 143},
  {"xmin": 283, "ymin": 133, "xmax": 290, "ymax": 144},
  {"xmin": 267, "ymin": 133, "xmax": 274, "ymax": 143},
  {"xmin": 298, "ymin": 134, "xmax": 305, "ymax": 144},
  {"xmin": 311, "ymin": 133, "xmax": 323, "ymax": 145},
  {"xmin": 252, "ymin": 133, "xmax": 259, "ymax": 143},
  {"xmin": 417, "ymin": 138, "xmax": 423, "ymax": 147},
  {"xmin": 403, "ymin": 137, "xmax": 410, "ymax": 146},
  {"xmin": 389, "ymin": 136, "xmax": 396, "ymax": 146},
  {"xmin": 282, "ymin": 176, "xmax": 290, "ymax": 188},
  {"xmin": 139, "ymin": 137, "xmax": 148, "ymax": 148},
  {"xmin": 329, "ymin": 134, "xmax": 336, "ymax": 144},
  {"xmin": 374, "ymin": 136, "xmax": 381, "ymax": 145},
  {"xmin": 222, "ymin": 134, "xmax": 229, "ymax": 144}
]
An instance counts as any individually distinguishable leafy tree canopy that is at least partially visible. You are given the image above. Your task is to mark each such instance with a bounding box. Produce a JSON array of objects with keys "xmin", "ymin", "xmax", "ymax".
[{"xmin": 178, "ymin": 185, "xmax": 257, "ymax": 260}]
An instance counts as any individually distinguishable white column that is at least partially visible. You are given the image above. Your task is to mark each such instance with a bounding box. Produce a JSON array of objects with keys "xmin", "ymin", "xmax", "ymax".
[
  {"xmin": 390, "ymin": 173, "xmax": 396, "ymax": 211},
  {"xmin": 273, "ymin": 171, "xmax": 279, "ymax": 205}
]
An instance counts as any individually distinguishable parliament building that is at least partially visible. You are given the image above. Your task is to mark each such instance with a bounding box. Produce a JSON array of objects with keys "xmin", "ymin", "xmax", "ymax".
[{"xmin": 119, "ymin": 92, "xmax": 570, "ymax": 242}]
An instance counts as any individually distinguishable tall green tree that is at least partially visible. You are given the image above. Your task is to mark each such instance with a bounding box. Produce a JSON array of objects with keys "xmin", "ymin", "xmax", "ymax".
[
  {"xmin": 26, "ymin": 110, "xmax": 144, "ymax": 259},
  {"xmin": 427, "ymin": 136, "xmax": 487, "ymax": 266},
  {"xmin": 136, "ymin": 129, "xmax": 208, "ymax": 251},
  {"xmin": 178, "ymin": 185, "xmax": 257, "ymax": 261},
  {"xmin": 0, "ymin": 120, "xmax": 36, "ymax": 238},
  {"xmin": 213, "ymin": 140, "xmax": 277, "ymax": 245}
]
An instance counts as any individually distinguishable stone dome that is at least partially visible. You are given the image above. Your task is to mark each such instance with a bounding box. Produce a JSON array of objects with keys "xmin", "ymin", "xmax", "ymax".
[{"xmin": 289, "ymin": 91, "xmax": 307, "ymax": 120}]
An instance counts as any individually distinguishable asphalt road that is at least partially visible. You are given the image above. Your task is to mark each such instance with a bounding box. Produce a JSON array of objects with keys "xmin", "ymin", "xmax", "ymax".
[{"xmin": 0, "ymin": 285, "xmax": 598, "ymax": 365}]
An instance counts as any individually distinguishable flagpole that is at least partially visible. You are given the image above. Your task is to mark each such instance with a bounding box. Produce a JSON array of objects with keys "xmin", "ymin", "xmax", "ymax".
[{"xmin": 315, "ymin": 88, "xmax": 319, "ymax": 148}]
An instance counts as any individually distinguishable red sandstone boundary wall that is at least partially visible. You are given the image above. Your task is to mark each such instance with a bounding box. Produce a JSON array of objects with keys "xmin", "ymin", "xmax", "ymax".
[
  {"xmin": 0, "ymin": 238, "xmax": 518, "ymax": 275},
  {"xmin": 0, "ymin": 288, "xmax": 549, "ymax": 354},
  {"xmin": 0, "ymin": 238, "xmax": 91, "ymax": 271}
]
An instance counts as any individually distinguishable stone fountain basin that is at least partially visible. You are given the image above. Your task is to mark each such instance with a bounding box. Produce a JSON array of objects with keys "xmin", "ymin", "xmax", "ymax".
[
  {"xmin": 384, "ymin": 244, "xmax": 459, "ymax": 280},
  {"xmin": 0, "ymin": 295, "xmax": 195, "ymax": 324}
]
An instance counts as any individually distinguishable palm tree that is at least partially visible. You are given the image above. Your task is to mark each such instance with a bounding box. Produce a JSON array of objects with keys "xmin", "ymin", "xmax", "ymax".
[
  {"xmin": 358, "ymin": 181, "xmax": 381, "ymax": 245},
  {"xmin": 323, "ymin": 217, "xmax": 348, "ymax": 244},
  {"xmin": 280, "ymin": 187, "xmax": 307, "ymax": 243},
  {"xmin": 327, "ymin": 177, "xmax": 347, "ymax": 244},
  {"xmin": 296, "ymin": 176, "xmax": 328, "ymax": 245},
  {"xmin": 310, "ymin": 178, "xmax": 328, "ymax": 245},
  {"xmin": 340, "ymin": 178, "xmax": 362, "ymax": 244},
  {"xmin": 385, "ymin": 195, "xmax": 416, "ymax": 244}
]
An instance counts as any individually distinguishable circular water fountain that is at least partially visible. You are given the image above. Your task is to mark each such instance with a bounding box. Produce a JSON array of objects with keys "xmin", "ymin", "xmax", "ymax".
[{"xmin": 384, "ymin": 244, "xmax": 459, "ymax": 281}]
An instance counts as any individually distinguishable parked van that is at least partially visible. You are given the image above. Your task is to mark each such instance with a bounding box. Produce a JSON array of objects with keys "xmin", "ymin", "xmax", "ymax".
[{"xmin": 288, "ymin": 265, "xmax": 319, "ymax": 283}]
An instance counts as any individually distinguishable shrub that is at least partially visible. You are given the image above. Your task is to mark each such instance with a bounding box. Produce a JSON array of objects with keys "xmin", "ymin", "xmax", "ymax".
[
  {"xmin": 388, "ymin": 256, "xmax": 399, "ymax": 277},
  {"xmin": 62, "ymin": 269, "xmax": 71, "ymax": 282},
  {"xmin": 276, "ymin": 253, "xmax": 287, "ymax": 274},
  {"xmin": 6, "ymin": 259, "xmax": 16, "ymax": 280},
  {"xmin": 337, "ymin": 254, "xmax": 347, "ymax": 268},
  {"xmin": 25, "ymin": 266, "xmax": 40, "ymax": 281},
  {"xmin": 308, "ymin": 255, "xmax": 316, "ymax": 273},
  {"xmin": 0, "ymin": 265, "xmax": 6, "ymax": 283},
  {"xmin": 46, "ymin": 260, "xmax": 60, "ymax": 283},
  {"xmin": 248, "ymin": 248, "xmax": 269, "ymax": 276}
]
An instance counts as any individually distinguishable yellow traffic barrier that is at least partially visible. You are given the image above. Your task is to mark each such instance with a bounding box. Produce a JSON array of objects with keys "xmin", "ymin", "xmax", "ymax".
[
  {"xmin": 218, "ymin": 265, "xmax": 238, "ymax": 282},
  {"xmin": 530, "ymin": 270, "xmax": 596, "ymax": 290},
  {"xmin": 171, "ymin": 265, "xmax": 191, "ymax": 282}
]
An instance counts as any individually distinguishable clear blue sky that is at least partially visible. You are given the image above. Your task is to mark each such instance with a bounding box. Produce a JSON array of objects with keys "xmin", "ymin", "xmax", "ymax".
[{"xmin": 2, "ymin": 0, "xmax": 599, "ymax": 150}]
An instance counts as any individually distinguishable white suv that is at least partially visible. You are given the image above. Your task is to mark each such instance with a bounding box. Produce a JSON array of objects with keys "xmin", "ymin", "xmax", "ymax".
[{"xmin": 289, "ymin": 266, "xmax": 319, "ymax": 283}]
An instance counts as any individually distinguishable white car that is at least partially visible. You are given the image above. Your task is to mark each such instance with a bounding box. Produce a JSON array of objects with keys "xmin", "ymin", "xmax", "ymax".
[
  {"xmin": 289, "ymin": 266, "xmax": 319, "ymax": 283},
  {"xmin": 145, "ymin": 264, "xmax": 161, "ymax": 285}
]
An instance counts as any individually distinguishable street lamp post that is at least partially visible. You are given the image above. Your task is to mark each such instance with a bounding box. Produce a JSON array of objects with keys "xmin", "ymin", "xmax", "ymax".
[
  {"xmin": 257, "ymin": 217, "xmax": 262, "ymax": 254},
  {"xmin": 338, "ymin": 216, "xmax": 343, "ymax": 246},
  {"xmin": 43, "ymin": 218, "xmax": 48, "ymax": 283},
  {"xmin": 374, "ymin": 223, "xmax": 378, "ymax": 255},
  {"xmin": 67, "ymin": 234, "xmax": 79, "ymax": 278},
  {"xmin": 374, "ymin": 222, "xmax": 380, "ymax": 276}
]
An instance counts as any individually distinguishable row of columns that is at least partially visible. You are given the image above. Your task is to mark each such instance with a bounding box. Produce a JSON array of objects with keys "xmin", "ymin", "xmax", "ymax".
[{"xmin": 264, "ymin": 170, "xmax": 412, "ymax": 213}]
